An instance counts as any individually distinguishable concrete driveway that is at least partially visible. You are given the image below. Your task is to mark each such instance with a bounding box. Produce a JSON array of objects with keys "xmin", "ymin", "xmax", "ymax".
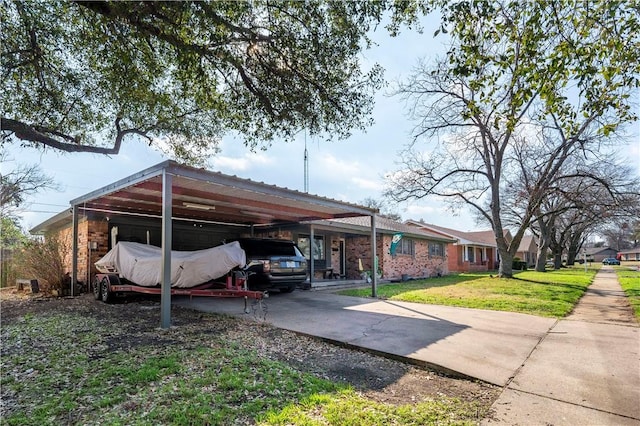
[
  {"xmin": 173, "ymin": 266, "xmax": 640, "ymax": 425},
  {"xmin": 173, "ymin": 289, "xmax": 555, "ymax": 386}
]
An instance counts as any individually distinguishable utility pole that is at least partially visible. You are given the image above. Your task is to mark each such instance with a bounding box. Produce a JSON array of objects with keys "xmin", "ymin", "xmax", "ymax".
[{"xmin": 304, "ymin": 131, "xmax": 309, "ymax": 193}]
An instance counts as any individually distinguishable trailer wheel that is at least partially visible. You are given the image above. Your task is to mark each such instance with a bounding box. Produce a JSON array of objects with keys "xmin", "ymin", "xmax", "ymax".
[
  {"xmin": 100, "ymin": 277, "xmax": 113, "ymax": 303},
  {"xmin": 93, "ymin": 276, "xmax": 101, "ymax": 300}
]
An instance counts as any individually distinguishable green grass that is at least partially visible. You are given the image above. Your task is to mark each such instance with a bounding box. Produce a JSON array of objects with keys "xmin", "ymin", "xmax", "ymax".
[
  {"xmin": 0, "ymin": 311, "xmax": 489, "ymax": 425},
  {"xmin": 260, "ymin": 388, "xmax": 482, "ymax": 425},
  {"xmin": 339, "ymin": 268, "xmax": 597, "ymax": 318},
  {"xmin": 615, "ymin": 265, "xmax": 640, "ymax": 320}
]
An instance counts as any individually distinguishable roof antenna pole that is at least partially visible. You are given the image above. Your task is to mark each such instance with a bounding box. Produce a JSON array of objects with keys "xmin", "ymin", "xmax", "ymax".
[{"xmin": 304, "ymin": 130, "xmax": 309, "ymax": 193}]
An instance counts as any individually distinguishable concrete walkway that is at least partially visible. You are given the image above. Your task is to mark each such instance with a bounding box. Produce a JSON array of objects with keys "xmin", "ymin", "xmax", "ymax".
[
  {"xmin": 484, "ymin": 266, "xmax": 640, "ymax": 425},
  {"xmin": 173, "ymin": 266, "xmax": 640, "ymax": 425}
]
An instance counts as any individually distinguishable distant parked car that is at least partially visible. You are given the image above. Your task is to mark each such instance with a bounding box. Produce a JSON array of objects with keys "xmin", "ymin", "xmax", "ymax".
[
  {"xmin": 602, "ymin": 258, "xmax": 620, "ymax": 265},
  {"xmin": 234, "ymin": 238, "xmax": 308, "ymax": 293}
]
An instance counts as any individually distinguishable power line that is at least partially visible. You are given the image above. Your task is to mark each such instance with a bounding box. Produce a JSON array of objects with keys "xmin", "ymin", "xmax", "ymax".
[{"xmin": 29, "ymin": 202, "xmax": 68, "ymax": 207}]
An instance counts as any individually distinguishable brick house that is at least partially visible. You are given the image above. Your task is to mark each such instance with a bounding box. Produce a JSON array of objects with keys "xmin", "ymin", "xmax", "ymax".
[
  {"xmin": 515, "ymin": 235, "xmax": 538, "ymax": 267},
  {"xmin": 404, "ymin": 222, "xmax": 501, "ymax": 273},
  {"xmin": 292, "ymin": 216, "xmax": 456, "ymax": 281},
  {"xmin": 618, "ymin": 248, "xmax": 640, "ymax": 261},
  {"xmin": 582, "ymin": 246, "xmax": 619, "ymax": 263},
  {"xmin": 29, "ymin": 161, "xmax": 389, "ymax": 296},
  {"xmin": 32, "ymin": 211, "xmax": 454, "ymax": 287}
]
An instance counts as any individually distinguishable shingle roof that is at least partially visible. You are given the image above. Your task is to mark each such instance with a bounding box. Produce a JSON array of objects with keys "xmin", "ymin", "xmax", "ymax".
[
  {"xmin": 618, "ymin": 248, "xmax": 640, "ymax": 254},
  {"xmin": 307, "ymin": 216, "xmax": 456, "ymax": 242},
  {"xmin": 516, "ymin": 235, "xmax": 537, "ymax": 252},
  {"xmin": 583, "ymin": 246, "xmax": 617, "ymax": 256},
  {"xmin": 404, "ymin": 221, "xmax": 499, "ymax": 247}
]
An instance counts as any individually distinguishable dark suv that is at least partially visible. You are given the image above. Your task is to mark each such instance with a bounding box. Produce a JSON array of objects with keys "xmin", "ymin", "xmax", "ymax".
[{"xmin": 235, "ymin": 238, "xmax": 308, "ymax": 292}]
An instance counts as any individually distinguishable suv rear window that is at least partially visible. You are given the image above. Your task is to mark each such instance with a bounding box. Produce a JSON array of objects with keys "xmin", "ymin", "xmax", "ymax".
[{"xmin": 238, "ymin": 239, "xmax": 300, "ymax": 257}]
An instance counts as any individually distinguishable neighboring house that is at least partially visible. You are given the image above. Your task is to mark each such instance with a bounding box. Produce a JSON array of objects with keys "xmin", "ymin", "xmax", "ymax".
[
  {"xmin": 582, "ymin": 246, "xmax": 618, "ymax": 263},
  {"xmin": 515, "ymin": 235, "xmax": 538, "ymax": 267},
  {"xmin": 252, "ymin": 216, "xmax": 456, "ymax": 281},
  {"xmin": 617, "ymin": 248, "xmax": 640, "ymax": 261},
  {"xmin": 404, "ymin": 222, "xmax": 501, "ymax": 273}
]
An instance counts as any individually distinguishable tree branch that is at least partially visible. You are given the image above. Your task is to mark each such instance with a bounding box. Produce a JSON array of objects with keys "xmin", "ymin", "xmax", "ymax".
[{"xmin": 2, "ymin": 117, "xmax": 123, "ymax": 154}]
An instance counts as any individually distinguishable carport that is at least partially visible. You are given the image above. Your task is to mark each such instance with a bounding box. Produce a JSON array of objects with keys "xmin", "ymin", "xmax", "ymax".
[{"xmin": 68, "ymin": 160, "xmax": 379, "ymax": 328}]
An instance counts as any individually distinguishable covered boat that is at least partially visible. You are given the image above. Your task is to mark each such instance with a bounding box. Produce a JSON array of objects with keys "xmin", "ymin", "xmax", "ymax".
[{"xmin": 95, "ymin": 241, "xmax": 246, "ymax": 288}]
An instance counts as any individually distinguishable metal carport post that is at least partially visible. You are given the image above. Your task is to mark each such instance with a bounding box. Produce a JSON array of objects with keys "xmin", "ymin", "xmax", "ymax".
[
  {"xmin": 160, "ymin": 169, "xmax": 172, "ymax": 329},
  {"xmin": 371, "ymin": 214, "xmax": 377, "ymax": 298},
  {"xmin": 71, "ymin": 205, "xmax": 79, "ymax": 296},
  {"xmin": 309, "ymin": 224, "xmax": 315, "ymax": 287}
]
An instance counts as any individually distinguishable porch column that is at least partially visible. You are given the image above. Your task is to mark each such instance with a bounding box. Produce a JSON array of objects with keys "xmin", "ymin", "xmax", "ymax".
[
  {"xmin": 371, "ymin": 214, "xmax": 377, "ymax": 298},
  {"xmin": 71, "ymin": 205, "xmax": 79, "ymax": 296},
  {"xmin": 309, "ymin": 225, "xmax": 315, "ymax": 287},
  {"xmin": 160, "ymin": 170, "xmax": 173, "ymax": 329}
]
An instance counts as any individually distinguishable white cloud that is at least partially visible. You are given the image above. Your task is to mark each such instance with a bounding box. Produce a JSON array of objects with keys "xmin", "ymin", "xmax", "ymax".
[
  {"xmin": 351, "ymin": 176, "xmax": 383, "ymax": 191},
  {"xmin": 317, "ymin": 154, "xmax": 360, "ymax": 175},
  {"xmin": 211, "ymin": 152, "xmax": 273, "ymax": 173}
]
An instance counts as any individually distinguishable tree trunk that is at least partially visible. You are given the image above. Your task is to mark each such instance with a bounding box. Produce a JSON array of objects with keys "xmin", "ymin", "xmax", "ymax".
[
  {"xmin": 566, "ymin": 238, "xmax": 579, "ymax": 265},
  {"xmin": 535, "ymin": 241, "xmax": 549, "ymax": 272},
  {"xmin": 534, "ymin": 217, "xmax": 551, "ymax": 272},
  {"xmin": 553, "ymin": 249, "xmax": 563, "ymax": 269},
  {"xmin": 566, "ymin": 230, "xmax": 585, "ymax": 266},
  {"xmin": 498, "ymin": 248, "xmax": 515, "ymax": 277}
]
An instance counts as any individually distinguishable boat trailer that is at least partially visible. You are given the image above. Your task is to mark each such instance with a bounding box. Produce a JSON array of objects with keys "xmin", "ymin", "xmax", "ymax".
[{"xmin": 92, "ymin": 270, "xmax": 267, "ymax": 318}]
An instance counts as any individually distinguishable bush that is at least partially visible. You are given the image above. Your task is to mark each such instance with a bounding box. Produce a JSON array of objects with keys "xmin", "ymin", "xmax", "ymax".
[
  {"xmin": 15, "ymin": 234, "xmax": 69, "ymax": 295},
  {"xmin": 512, "ymin": 260, "xmax": 528, "ymax": 271}
]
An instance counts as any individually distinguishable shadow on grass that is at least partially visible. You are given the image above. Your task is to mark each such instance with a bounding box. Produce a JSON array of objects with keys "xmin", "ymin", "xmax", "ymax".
[
  {"xmin": 510, "ymin": 276, "xmax": 589, "ymax": 292},
  {"xmin": 351, "ymin": 274, "xmax": 493, "ymax": 299},
  {"xmin": 401, "ymin": 273, "xmax": 490, "ymax": 288}
]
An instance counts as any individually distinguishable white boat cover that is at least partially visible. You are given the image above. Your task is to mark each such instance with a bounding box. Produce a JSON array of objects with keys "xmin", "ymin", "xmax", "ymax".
[{"xmin": 95, "ymin": 241, "xmax": 246, "ymax": 288}]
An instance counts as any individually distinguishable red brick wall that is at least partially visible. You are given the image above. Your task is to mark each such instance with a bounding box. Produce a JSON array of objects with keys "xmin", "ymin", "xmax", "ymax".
[
  {"xmin": 52, "ymin": 218, "xmax": 109, "ymax": 284},
  {"xmin": 345, "ymin": 235, "xmax": 448, "ymax": 280},
  {"xmin": 447, "ymin": 245, "xmax": 462, "ymax": 272},
  {"xmin": 447, "ymin": 245, "xmax": 496, "ymax": 273},
  {"xmin": 380, "ymin": 235, "xmax": 447, "ymax": 280}
]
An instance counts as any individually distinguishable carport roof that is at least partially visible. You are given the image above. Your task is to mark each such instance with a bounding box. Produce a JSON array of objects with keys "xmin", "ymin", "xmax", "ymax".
[{"xmin": 61, "ymin": 160, "xmax": 377, "ymax": 227}]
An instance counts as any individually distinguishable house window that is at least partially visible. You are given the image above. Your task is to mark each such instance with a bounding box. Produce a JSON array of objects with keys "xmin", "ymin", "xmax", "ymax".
[
  {"xmin": 429, "ymin": 242, "xmax": 444, "ymax": 257},
  {"xmin": 298, "ymin": 235, "xmax": 324, "ymax": 260},
  {"xmin": 397, "ymin": 238, "xmax": 415, "ymax": 256},
  {"xmin": 467, "ymin": 246, "xmax": 475, "ymax": 263}
]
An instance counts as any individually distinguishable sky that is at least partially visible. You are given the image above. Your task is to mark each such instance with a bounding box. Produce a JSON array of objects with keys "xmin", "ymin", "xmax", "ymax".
[{"xmin": 4, "ymin": 14, "xmax": 640, "ymax": 234}]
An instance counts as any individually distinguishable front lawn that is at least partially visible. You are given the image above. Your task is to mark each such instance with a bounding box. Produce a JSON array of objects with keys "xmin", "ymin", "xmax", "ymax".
[
  {"xmin": 339, "ymin": 268, "xmax": 597, "ymax": 318},
  {"xmin": 0, "ymin": 297, "xmax": 495, "ymax": 426},
  {"xmin": 615, "ymin": 265, "xmax": 640, "ymax": 320}
]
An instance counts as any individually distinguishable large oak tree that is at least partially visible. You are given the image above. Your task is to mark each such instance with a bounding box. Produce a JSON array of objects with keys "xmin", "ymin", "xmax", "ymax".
[{"xmin": 1, "ymin": 1, "xmax": 422, "ymax": 164}]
